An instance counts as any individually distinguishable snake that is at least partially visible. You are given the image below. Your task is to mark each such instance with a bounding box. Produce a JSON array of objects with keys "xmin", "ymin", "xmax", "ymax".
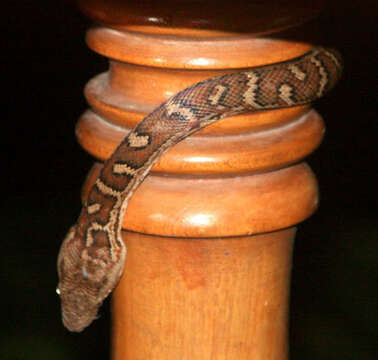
[{"xmin": 56, "ymin": 47, "xmax": 342, "ymax": 332}]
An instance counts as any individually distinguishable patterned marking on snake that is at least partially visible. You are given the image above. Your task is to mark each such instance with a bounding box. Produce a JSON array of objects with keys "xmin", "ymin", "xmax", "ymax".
[
  {"xmin": 288, "ymin": 64, "xmax": 307, "ymax": 81},
  {"xmin": 87, "ymin": 203, "xmax": 101, "ymax": 215},
  {"xmin": 56, "ymin": 47, "xmax": 342, "ymax": 332},
  {"xmin": 166, "ymin": 102, "xmax": 197, "ymax": 122},
  {"xmin": 127, "ymin": 131, "xmax": 151, "ymax": 148},
  {"xmin": 113, "ymin": 162, "xmax": 139, "ymax": 176},
  {"xmin": 278, "ymin": 83, "xmax": 296, "ymax": 105},
  {"xmin": 243, "ymin": 72, "xmax": 264, "ymax": 109},
  {"xmin": 208, "ymin": 84, "xmax": 229, "ymax": 108},
  {"xmin": 310, "ymin": 51, "xmax": 329, "ymax": 97}
]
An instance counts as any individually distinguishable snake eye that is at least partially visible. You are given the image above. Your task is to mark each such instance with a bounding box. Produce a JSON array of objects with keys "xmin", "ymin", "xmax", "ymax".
[{"xmin": 56, "ymin": 287, "xmax": 61, "ymax": 295}]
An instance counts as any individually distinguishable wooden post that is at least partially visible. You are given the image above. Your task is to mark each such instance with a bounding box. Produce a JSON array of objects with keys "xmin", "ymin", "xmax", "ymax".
[{"xmin": 77, "ymin": 1, "xmax": 327, "ymax": 358}]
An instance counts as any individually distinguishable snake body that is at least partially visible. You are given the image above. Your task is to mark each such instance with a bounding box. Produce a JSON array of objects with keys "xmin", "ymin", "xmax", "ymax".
[{"xmin": 57, "ymin": 47, "xmax": 342, "ymax": 332}]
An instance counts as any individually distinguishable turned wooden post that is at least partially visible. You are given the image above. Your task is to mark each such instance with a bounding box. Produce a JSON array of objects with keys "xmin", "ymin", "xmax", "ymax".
[{"xmin": 77, "ymin": 0, "xmax": 328, "ymax": 358}]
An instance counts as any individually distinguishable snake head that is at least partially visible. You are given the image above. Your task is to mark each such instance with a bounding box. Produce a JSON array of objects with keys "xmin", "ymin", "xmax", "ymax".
[{"xmin": 56, "ymin": 225, "xmax": 125, "ymax": 332}]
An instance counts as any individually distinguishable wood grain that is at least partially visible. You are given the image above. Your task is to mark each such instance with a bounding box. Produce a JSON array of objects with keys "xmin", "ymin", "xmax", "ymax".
[{"xmin": 112, "ymin": 229, "xmax": 294, "ymax": 359}]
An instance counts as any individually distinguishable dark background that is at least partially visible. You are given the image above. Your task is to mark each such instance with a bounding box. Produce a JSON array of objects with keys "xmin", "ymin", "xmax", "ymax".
[{"xmin": 2, "ymin": 0, "xmax": 376, "ymax": 359}]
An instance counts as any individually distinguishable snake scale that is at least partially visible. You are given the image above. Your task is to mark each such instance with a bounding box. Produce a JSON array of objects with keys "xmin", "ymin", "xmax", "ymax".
[{"xmin": 57, "ymin": 47, "xmax": 342, "ymax": 332}]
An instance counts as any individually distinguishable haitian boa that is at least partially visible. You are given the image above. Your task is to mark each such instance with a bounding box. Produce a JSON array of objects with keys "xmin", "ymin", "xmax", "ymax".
[{"xmin": 57, "ymin": 47, "xmax": 342, "ymax": 332}]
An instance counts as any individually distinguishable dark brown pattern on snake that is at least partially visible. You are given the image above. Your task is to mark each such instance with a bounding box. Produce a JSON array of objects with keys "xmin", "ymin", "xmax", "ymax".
[{"xmin": 57, "ymin": 48, "xmax": 342, "ymax": 332}]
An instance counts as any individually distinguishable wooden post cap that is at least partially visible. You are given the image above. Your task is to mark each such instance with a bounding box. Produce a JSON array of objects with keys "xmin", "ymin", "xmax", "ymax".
[{"xmin": 78, "ymin": 1, "xmax": 326, "ymax": 237}]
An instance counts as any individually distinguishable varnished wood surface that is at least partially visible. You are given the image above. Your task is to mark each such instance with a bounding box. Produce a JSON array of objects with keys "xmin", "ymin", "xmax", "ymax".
[
  {"xmin": 112, "ymin": 229, "xmax": 295, "ymax": 360},
  {"xmin": 79, "ymin": 0, "xmax": 325, "ymax": 37},
  {"xmin": 77, "ymin": 0, "xmax": 328, "ymax": 358},
  {"xmin": 83, "ymin": 162, "xmax": 318, "ymax": 237},
  {"xmin": 78, "ymin": 23, "xmax": 325, "ymax": 236},
  {"xmin": 78, "ymin": 108, "xmax": 323, "ymax": 176},
  {"xmin": 85, "ymin": 28, "xmax": 312, "ymax": 69}
]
